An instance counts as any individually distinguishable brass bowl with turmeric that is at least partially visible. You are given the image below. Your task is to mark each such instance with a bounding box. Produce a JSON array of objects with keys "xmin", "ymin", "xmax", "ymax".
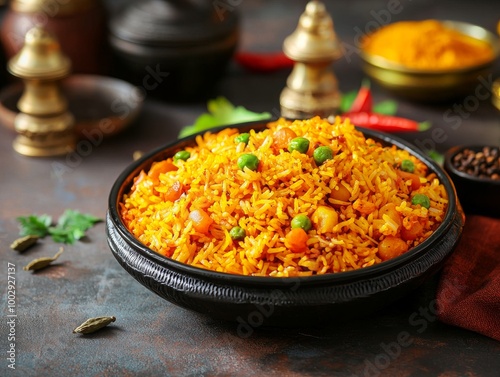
[{"xmin": 360, "ymin": 20, "xmax": 500, "ymax": 101}]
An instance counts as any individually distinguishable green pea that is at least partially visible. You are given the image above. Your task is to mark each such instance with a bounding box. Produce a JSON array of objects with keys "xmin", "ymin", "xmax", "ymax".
[
  {"xmin": 229, "ymin": 226, "xmax": 246, "ymax": 241},
  {"xmin": 235, "ymin": 133, "xmax": 250, "ymax": 145},
  {"xmin": 174, "ymin": 150, "xmax": 190, "ymax": 161},
  {"xmin": 288, "ymin": 137, "xmax": 310, "ymax": 154},
  {"xmin": 401, "ymin": 159, "xmax": 415, "ymax": 173},
  {"xmin": 237, "ymin": 153, "xmax": 259, "ymax": 171},
  {"xmin": 313, "ymin": 146, "xmax": 333, "ymax": 165},
  {"xmin": 291, "ymin": 214, "xmax": 312, "ymax": 231},
  {"xmin": 411, "ymin": 193, "xmax": 430, "ymax": 209}
]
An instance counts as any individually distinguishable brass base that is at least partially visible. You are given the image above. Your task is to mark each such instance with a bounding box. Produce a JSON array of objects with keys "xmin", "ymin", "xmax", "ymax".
[
  {"xmin": 280, "ymin": 87, "xmax": 340, "ymax": 119},
  {"xmin": 13, "ymin": 135, "xmax": 75, "ymax": 157},
  {"xmin": 13, "ymin": 112, "xmax": 75, "ymax": 157}
]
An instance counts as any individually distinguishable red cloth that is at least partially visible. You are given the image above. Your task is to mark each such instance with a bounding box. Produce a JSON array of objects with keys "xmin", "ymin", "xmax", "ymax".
[{"xmin": 436, "ymin": 215, "xmax": 500, "ymax": 341}]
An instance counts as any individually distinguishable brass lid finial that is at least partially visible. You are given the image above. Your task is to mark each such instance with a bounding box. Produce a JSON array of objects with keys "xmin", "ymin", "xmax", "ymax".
[
  {"xmin": 8, "ymin": 26, "xmax": 71, "ymax": 80},
  {"xmin": 280, "ymin": 1, "xmax": 343, "ymax": 119},
  {"xmin": 8, "ymin": 26, "xmax": 75, "ymax": 157},
  {"xmin": 283, "ymin": 1, "xmax": 342, "ymax": 62}
]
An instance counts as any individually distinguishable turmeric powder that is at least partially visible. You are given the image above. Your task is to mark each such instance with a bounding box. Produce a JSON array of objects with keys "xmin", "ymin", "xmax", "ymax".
[{"xmin": 362, "ymin": 20, "xmax": 495, "ymax": 70}]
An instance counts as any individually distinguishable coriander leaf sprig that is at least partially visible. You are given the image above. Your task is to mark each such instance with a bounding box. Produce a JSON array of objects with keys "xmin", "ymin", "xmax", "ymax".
[
  {"xmin": 16, "ymin": 210, "xmax": 102, "ymax": 245},
  {"xmin": 178, "ymin": 97, "xmax": 271, "ymax": 138},
  {"xmin": 17, "ymin": 214, "xmax": 52, "ymax": 237}
]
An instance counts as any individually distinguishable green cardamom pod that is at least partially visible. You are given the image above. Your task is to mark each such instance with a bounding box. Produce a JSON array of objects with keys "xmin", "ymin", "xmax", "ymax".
[
  {"xmin": 73, "ymin": 316, "xmax": 116, "ymax": 334},
  {"xmin": 11, "ymin": 235, "xmax": 39, "ymax": 252},
  {"xmin": 23, "ymin": 247, "xmax": 64, "ymax": 271}
]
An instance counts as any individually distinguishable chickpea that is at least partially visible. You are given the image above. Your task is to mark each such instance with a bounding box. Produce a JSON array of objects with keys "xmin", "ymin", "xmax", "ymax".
[
  {"xmin": 378, "ymin": 236, "xmax": 408, "ymax": 261},
  {"xmin": 312, "ymin": 206, "xmax": 338, "ymax": 233},
  {"xmin": 330, "ymin": 184, "xmax": 351, "ymax": 203},
  {"xmin": 379, "ymin": 203, "xmax": 402, "ymax": 229},
  {"xmin": 273, "ymin": 127, "xmax": 297, "ymax": 151}
]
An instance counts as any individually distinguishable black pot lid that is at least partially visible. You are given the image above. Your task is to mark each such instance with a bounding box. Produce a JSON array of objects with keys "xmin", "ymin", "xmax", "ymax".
[{"xmin": 110, "ymin": 0, "xmax": 239, "ymax": 47}]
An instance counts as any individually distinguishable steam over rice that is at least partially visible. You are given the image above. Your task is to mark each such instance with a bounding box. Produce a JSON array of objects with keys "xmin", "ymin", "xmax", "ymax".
[{"xmin": 121, "ymin": 117, "xmax": 448, "ymax": 277}]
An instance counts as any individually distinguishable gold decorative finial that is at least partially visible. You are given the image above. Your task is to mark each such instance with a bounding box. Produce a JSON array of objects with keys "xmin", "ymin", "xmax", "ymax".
[
  {"xmin": 8, "ymin": 26, "xmax": 75, "ymax": 157},
  {"xmin": 280, "ymin": 1, "xmax": 343, "ymax": 119}
]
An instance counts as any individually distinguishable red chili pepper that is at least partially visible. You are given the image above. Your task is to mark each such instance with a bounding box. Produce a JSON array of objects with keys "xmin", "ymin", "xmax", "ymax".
[
  {"xmin": 341, "ymin": 112, "xmax": 430, "ymax": 133},
  {"xmin": 350, "ymin": 79, "xmax": 372, "ymax": 113},
  {"xmin": 234, "ymin": 52, "xmax": 294, "ymax": 72}
]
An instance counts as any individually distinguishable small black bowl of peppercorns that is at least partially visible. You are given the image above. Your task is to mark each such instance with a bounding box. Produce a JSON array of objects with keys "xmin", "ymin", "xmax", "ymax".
[{"xmin": 444, "ymin": 145, "xmax": 500, "ymax": 217}]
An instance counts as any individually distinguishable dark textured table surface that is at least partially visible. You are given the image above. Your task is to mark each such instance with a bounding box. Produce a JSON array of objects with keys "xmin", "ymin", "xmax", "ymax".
[{"xmin": 1, "ymin": 1, "xmax": 500, "ymax": 376}]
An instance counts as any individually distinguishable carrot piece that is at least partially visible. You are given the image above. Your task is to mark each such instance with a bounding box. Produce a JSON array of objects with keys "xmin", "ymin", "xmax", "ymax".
[
  {"xmin": 396, "ymin": 170, "xmax": 421, "ymax": 191},
  {"xmin": 148, "ymin": 160, "xmax": 177, "ymax": 182},
  {"xmin": 164, "ymin": 180, "xmax": 184, "ymax": 202},
  {"xmin": 353, "ymin": 199, "xmax": 377, "ymax": 215},
  {"xmin": 189, "ymin": 209, "xmax": 213, "ymax": 234},
  {"xmin": 285, "ymin": 228, "xmax": 309, "ymax": 252},
  {"xmin": 401, "ymin": 219, "xmax": 424, "ymax": 241}
]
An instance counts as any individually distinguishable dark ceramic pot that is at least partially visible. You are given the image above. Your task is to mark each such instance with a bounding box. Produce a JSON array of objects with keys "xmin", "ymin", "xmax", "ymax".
[
  {"xmin": 444, "ymin": 145, "xmax": 500, "ymax": 218},
  {"xmin": 106, "ymin": 121, "xmax": 464, "ymax": 327},
  {"xmin": 108, "ymin": 0, "xmax": 239, "ymax": 101}
]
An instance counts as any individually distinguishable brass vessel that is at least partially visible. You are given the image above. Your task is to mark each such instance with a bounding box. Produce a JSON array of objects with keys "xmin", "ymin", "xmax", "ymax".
[
  {"xmin": 494, "ymin": 21, "xmax": 500, "ymax": 111},
  {"xmin": 493, "ymin": 79, "xmax": 500, "ymax": 111},
  {"xmin": 1, "ymin": 0, "xmax": 108, "ymax": 75},
  {"xmin": 10, "ymin": 0, "xmax": 95, "ymax": 14},
  {"xmin": 360, "ymin": 20, "xmax": 500, "ymax": 101},
  {"xmin": 8, "ymin": 26, "xmax": 75, "ymax": 157},
  {"xmin": 280, "ymin": 1, "xmax": 343, "ymax": 119}
]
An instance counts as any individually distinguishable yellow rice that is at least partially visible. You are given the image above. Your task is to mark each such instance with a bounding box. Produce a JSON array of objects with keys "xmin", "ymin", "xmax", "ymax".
[{"xmin": 121, "ymin": 117, "xmax": 448, "ymax": 277}]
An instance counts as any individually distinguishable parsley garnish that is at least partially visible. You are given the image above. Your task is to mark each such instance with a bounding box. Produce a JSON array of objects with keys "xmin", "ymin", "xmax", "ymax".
[{"xmin": 16, "ymin": 210, "xmax": 101, "ymax": 244}]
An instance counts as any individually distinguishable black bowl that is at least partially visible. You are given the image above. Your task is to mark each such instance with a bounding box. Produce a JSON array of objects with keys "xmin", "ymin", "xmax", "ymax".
[
  {"xmin": 444, "ymin": 145, "xmax": 500, "ymax": 217},
  {"xmin": 106, "ymin": 121, "xmax": 464, "ymax": 327}
]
